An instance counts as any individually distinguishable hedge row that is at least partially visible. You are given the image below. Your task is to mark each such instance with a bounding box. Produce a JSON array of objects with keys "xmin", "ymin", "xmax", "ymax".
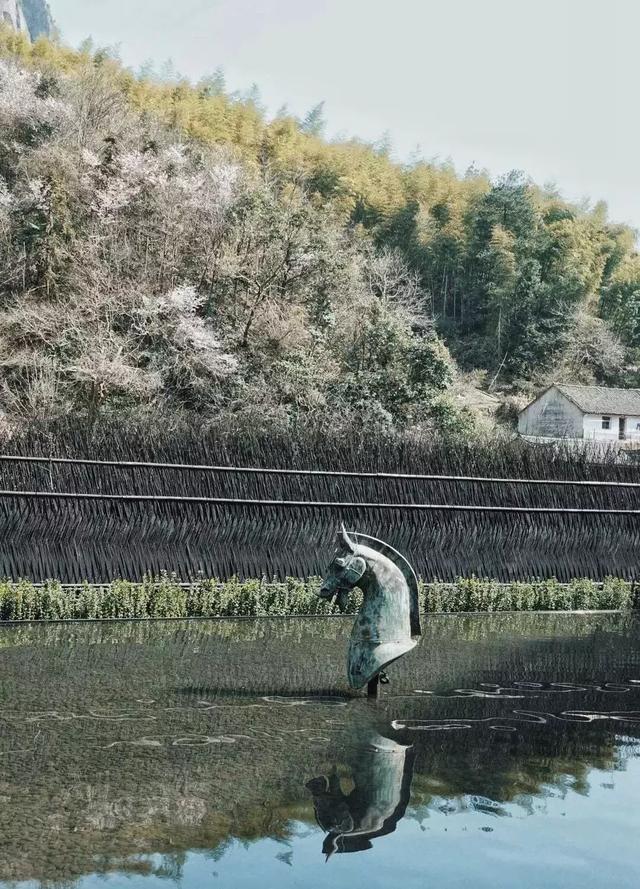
[{"xmin": 0, "ymin": 576, "xmax": 635, "ymax": 622}]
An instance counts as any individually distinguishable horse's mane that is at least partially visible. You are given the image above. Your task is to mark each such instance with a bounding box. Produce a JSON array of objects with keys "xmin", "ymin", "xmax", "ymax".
[{"xmin": 347, "ymin": 531, "xmax": 422, "ymax": 638}]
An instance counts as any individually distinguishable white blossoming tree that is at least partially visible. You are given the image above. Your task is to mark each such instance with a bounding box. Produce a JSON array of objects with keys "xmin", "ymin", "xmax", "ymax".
[{"xmin": 0, "ymin": 53, "xmax": 462, "ymax": 434}]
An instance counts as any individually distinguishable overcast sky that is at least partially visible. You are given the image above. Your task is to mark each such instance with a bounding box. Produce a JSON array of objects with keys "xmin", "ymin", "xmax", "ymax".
[{"xmin": 53, "ymin": 0, "xmax": 639, "ymax": 230}]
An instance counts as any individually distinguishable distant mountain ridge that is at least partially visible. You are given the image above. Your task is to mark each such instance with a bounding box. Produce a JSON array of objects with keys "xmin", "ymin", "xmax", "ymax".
[{"xmin": 0, "ymin": 0, "xmax": 53, "ymax": 39}]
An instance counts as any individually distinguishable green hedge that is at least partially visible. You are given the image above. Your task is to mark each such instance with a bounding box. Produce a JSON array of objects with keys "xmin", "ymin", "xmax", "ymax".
[{"xmin": 0, "ymin": 575, "xmax": 635, "ymax": 622}]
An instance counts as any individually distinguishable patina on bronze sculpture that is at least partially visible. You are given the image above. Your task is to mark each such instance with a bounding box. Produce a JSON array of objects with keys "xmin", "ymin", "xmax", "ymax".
[{"xmin": 318, "ymin": 527, "xmax": 422, "ymax": 697}]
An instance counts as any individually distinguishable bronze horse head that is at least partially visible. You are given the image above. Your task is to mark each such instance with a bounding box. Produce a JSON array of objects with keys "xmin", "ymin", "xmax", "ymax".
[{"xmin": 319, "ymin": 527, "xmax": 421, "ymax": 689}]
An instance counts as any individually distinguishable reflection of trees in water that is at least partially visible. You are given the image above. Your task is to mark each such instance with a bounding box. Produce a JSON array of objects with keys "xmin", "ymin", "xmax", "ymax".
[
  {"xmin": 0, "ymin": 614, "xmax": 638, "ymax": 882},
  {"xmin": 397, "ymin": 612, "xmax": 640, "ymax": 809},
  {"xmin": 403, "ymin": 711, "xmax": 628, "ymax": 813}
]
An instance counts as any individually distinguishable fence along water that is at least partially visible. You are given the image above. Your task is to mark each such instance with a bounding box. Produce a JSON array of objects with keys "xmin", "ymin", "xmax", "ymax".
[{"xmin": 0, "ymin": 453, "xmax": 639, "ymax": 583}]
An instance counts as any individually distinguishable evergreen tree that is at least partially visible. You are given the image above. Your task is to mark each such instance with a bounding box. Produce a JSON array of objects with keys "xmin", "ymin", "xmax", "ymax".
[{"xmin": 300, "ymin": 101, "xmax": 326, "ymax": 137}]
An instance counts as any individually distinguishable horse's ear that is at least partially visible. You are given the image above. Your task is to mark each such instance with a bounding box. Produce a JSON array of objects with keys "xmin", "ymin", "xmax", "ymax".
[{"xmin": 339, "ymin": 524, "xmax": 356, "ymax": 553}]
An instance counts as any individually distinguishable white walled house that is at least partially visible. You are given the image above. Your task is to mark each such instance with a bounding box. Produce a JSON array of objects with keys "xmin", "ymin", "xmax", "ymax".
[
  {"xmin": 518, "ymin": 384, "xmax": 640, "ymax": 444},
  {"xmin": 0, "ymin": 1, "xmax": 29, "ymax": 38}
]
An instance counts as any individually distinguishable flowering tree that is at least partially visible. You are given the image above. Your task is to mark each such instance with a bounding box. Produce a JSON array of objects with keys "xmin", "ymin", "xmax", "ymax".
[{"xmin": 0, "ymin": 55, "xmax": 464, "ymax": 435}]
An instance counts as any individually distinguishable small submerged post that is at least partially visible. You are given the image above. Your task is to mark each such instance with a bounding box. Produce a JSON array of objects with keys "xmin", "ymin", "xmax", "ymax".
[{"xmin": 367, "ymin": 675, "xmax": 380, "ymax": 700}]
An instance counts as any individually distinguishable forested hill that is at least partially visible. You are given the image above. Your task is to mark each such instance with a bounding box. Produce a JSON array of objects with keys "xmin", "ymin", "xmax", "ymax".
[{"xmin": 0, "ymin": 27, "xmax": 638, "ymax": 441}]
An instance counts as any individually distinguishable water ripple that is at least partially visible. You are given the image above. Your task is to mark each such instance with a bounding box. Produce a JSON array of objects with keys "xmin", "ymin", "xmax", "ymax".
[
  {"xmin": 392, "ymin": 708, "xmax": 640, "ymax": 733},
  {"xmin": 411, "ymin": 679, "xmax": 640, "ymax": 699}
]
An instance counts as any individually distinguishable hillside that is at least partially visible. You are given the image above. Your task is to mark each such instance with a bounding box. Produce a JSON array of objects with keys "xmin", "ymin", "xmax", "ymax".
[{"xmin": 0, "ymin": 28, "xmax": 638, "ymax": 441}]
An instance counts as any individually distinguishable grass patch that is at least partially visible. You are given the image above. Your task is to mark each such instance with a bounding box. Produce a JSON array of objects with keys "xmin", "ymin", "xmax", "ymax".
[{"xmin": 0, "ymin": 575, "xmax": 635, "ymax": 622}]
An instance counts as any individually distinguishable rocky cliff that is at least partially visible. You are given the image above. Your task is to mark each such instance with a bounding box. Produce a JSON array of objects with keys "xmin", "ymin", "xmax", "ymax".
[
  {"xmin": 0, "ymin": 0, "xmax": 53, "ymax": 39},
  {"xmin": 20, "ymin": 0, "xmax": 54, "ymax": 38}
]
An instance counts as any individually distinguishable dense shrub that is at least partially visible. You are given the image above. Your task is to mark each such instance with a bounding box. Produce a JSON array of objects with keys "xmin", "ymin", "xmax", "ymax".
[
  {"xmin": 0, "ymin": 575, "xmax": 633, "ymax": 622},
  {"xmin": 423, "ymin": 577, "xmax": 635, "ymax": 613}
]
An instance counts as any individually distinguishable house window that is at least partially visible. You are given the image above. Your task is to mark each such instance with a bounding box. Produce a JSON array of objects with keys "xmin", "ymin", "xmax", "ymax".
[{"xmin": 602, "ymin": 416, "xmax": 611, "ymax": 430}]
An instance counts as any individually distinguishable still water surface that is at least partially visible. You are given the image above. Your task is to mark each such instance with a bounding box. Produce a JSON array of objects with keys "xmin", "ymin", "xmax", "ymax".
[{"xmin": 0, "ymin": 613, "xmax": 639, "ymax": 888}]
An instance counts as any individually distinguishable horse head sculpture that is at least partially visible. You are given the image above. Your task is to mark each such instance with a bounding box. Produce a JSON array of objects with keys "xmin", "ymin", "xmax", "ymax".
[{"xmin": 318, "ymin": 527, "xmax": 421, "ymax": 690}]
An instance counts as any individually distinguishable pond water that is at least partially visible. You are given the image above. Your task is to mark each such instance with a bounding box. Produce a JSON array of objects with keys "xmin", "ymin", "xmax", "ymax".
[{"xmin": 0, "ymin": 613, "xmax": 639, "ymax": 888}]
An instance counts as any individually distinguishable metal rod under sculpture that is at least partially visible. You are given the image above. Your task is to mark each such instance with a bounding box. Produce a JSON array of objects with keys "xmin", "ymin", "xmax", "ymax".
[{"xmin": 318, "ymin": 527, "xmax": 422, "ymax": 694}]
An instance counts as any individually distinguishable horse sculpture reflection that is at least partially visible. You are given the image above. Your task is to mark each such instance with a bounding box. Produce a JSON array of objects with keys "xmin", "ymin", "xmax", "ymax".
[
  {"xmin": 306, "ymin": 732, "xmax": 415, "ymax": 858},
  {"xmin": 318, "ymin": 528, "xmax": 421, "ymax": 690}
]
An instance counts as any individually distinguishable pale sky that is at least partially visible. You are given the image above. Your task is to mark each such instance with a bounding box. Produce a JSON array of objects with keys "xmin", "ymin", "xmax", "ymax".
[{"xmin": 52, "ymin": 0, "xmax": 639, "ymax": 231}]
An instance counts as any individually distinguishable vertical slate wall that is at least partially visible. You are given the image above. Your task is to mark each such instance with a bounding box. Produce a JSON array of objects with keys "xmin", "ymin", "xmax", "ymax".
[{"xmin": 0, "ymin": 453, "xmax": 639, "ymax": 582}]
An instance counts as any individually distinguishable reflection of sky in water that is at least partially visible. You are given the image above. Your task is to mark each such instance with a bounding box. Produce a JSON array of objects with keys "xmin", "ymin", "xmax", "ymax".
[
  {"xmin": 62, "ymin": 758, "xmax": 640, "ymax": 889},
  {"xmin": 0, "ymin": 614, "xmax": 639, "ymax": 888}
]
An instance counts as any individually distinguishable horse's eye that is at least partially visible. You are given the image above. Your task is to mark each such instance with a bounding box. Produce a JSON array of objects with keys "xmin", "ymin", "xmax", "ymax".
[{"xmin": 335, "ymin": 557, "xmax": 346, "ymax": 568}]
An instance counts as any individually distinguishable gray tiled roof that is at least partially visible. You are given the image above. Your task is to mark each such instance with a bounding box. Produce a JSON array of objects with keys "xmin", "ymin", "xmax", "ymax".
[{"xmin": 555, "ymin": 384, "xmax": 640, "ymax": 415}]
